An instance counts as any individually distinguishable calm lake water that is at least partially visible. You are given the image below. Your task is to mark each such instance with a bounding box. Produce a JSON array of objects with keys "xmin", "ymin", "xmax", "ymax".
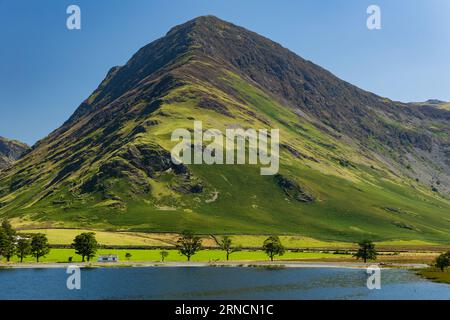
[{"xmin": 0, "ymin": 267, "xmax": 448, "ymax": 300}]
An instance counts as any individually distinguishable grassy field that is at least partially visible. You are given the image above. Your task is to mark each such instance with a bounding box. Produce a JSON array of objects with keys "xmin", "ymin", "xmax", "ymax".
[
  {"xmin": 20, "ymin": 229, "xmax": 176, "ymax": 247},
  {"xmin": 416, "ymin": 268, "xmax": 450, "ymax": 284},
  {"xmin": 19, "ymin": 229, "xmax": 354, "ymax": 248},
  {"xmin": 0, "ymin": 248, "xmax": 351, "ymax": 263},
  {"xmin": 6, "ymin": 229, "xmax": 445, "ymax": 265},
  {"xmin": 0, "ymin": 248, "xmax": 440, "ymax": 265},
  {"xmin": 17, "ymin": 229, "xmax": 449, "ymax": 253}
]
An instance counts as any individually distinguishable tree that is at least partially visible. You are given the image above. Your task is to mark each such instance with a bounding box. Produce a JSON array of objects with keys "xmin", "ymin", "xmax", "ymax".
[
  {"xmin": 16, "ymin": 238, "xmax": 31, "ymax": 263},
  {"xmin": 262, "ymin": 236, "xmax": 285, "ymax": 261},
  {"xmin": 72, "ymin": 232, "xmax": 98, "ymax": 262},
  {"xmin": 353, "ymin": 240, "xmax": 377, "ymax": 263},
  {"xmin": 30, "ymin": 233, "xmax": 50, "ymax": 262},
  {"xmin": 176, "ymin": 230, "xmax": 202, "ymax": 261},
  {"xmin": 0, "ymin": 219, "xmax": 16, "ymax": 262},
  {"xmin": 0, "ymin": 228, "xmax": 15, "ymax": 262},
  {"xmin": 435, "ymin": 252, "xmax": 450, "ymax": 271},
  {"xmin": 218, "ymin": 236, "xmax": 241, "ymax": 261},
  {"xmin": 1, "ymin": 219, "xmax": 16, "ymax": 238},
  {"xmin": 125, "ymin": 252, "xmax": 132, "ymax": 261},
  {"xmin": 160, "ymin": 250, "xmax": 169, "ymax": 262}
]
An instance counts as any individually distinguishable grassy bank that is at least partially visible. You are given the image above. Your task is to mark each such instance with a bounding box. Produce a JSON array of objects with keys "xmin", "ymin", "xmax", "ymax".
[
  {"xmin": 416, "ymin": 268, "xmax": 450, "ymax": 284},
  {"xmin": 0, "ymin": 248, "xmax": 351, "ymax": 264},
  {"xmin": 0, "ymin": 248, "xmax": 440, "ymax": 265}
]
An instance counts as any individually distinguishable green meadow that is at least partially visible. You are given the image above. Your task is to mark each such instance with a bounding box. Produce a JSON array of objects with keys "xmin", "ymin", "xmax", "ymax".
[
  {"xmin": 0, "ymin": 248, "xmax": 351, "ymax": 264},
  {"xmin": 416, "ymin": 268, "xmax": 450, "ymax": 284},
  {"xmin": 18, "ymin": 229, "xmax": 445, "ymax": 250}
]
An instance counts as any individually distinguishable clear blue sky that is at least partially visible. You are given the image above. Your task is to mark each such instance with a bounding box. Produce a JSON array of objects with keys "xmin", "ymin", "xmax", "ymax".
[{"xmin": 1, "ymin": 0, "xmax": 449, "ymax": 145}]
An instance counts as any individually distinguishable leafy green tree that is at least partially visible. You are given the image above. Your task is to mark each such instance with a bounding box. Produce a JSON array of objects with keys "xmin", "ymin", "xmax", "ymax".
[
  {"xmin": 1, "ymin": 219, "xmax": 16, "ymax": 238},
  {"xmin": 160, "ymin": 250, "xmax": 169, "ymax": 262},
  {"xmin": 435, "ymin": 252, "xmax": 450, "ymax": 271},
  {"xmin": 125, "ymin": 252, "xmax": 132, "ymax": 261},
  {"xmin": 218, "ymin": 236, "xmax": 241, "ymax": 261},
  {"xmin": 0, "ymin": 228, "xmax": 15, "ymax": 262},
  {"xmin": 30, "ymin": 233, "xmax": 50, "ymax": 262},
  {"xmin": 72, "ymin": 232, "xmax": 98, "ymax": 262},
  {"xmin": 16, "ymin": 238, "xmax": 31, "ymax": 263},
  {"xmin": 176, "ymin": 230, "xmax": 202, "ymax": 261},
  {"xmin": 0, "ymin": 219, "xmax": 17, "ymax": 262},
  {"xmin": 262, "ymin": 236, "xmax": 285, "ymax": 261},
  {"xmin": 353, "ymin": 240, "xmax": 378, "ymax": 263}
]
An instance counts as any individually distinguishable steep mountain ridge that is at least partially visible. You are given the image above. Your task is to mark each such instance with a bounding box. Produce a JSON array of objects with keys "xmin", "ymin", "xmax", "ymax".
[
  {"xmin": 0, "ymin": 137, "xmax": 29, "ymax": 170},
  {"xmin": 0, "ymin": 16, "xmax": 449, "ymax": 242}
]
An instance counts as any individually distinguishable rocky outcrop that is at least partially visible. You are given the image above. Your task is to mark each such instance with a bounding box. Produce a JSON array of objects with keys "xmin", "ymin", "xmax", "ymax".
[{"xmin": 0, "ymin": 137, "xmax": 29, "ymax": 170}]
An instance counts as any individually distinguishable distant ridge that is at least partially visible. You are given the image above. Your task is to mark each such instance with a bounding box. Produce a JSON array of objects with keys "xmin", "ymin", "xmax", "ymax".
[
  {"xmin": 0, "ymin": 16, "xmax": 448, "ymax": 242},
  {"xmin": 0, "ymin": 137, "xmax": 29, "ymax": 170}
]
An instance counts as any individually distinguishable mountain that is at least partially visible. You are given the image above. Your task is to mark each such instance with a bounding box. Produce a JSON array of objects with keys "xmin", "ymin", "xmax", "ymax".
[
  {"xmin": 0, "ymin": 137, "xmax": 29, "ymax": 170},
  {"xmin": 0, "ymin": 16, "xmax": 449, "ymax": 242},
  {"xmin": 412, "ymin": 99, "xmax": 450, "ymax": 111}
]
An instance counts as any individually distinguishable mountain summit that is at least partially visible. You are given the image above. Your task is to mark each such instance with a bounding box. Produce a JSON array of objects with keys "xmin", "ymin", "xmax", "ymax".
[{"xmin": 0, "ymin": 16, "xmax": 449, "ymax": 241}]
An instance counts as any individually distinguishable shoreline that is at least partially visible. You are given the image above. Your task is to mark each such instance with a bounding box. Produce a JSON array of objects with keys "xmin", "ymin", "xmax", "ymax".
[{"xmin": 0, "ymin": 260, "xmax": 430, "ymax": 270}]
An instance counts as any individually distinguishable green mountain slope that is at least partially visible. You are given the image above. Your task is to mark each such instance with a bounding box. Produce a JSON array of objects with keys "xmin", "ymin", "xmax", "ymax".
[{"xmin": 0, "ymin": 16, "xmax": 449, "ymax": 242}]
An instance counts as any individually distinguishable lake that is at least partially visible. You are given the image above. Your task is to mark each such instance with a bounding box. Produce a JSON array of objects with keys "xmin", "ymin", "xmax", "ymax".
[{"xmin": 0, "ymin": 267, "xmax": 448, "ymax": 300}]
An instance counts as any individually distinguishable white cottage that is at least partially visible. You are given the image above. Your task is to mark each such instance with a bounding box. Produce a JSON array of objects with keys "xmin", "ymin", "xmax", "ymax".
[{"xmin": 97, "ymin": 254, "xmax": 119, "ymax": 262}]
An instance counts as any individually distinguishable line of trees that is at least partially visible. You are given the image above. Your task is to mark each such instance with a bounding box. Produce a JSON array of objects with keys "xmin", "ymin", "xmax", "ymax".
[
  {"xmin": 0, "ymin": 221, "xmax": 395, "ymax": 266},
  {"xmin": 175, "ymin": 231, "xmax": 287, "ymax": 262},
  {"xmin": 0, "ymin": 220, "xmax": 50, "ymax": 262},
  {"xmin": 175, "ymin": 233, "xmax": 381, "ymax": 263},
  {"xmin": 0, "ymin": 220, "xmax": 100, "ymax": 263}
]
